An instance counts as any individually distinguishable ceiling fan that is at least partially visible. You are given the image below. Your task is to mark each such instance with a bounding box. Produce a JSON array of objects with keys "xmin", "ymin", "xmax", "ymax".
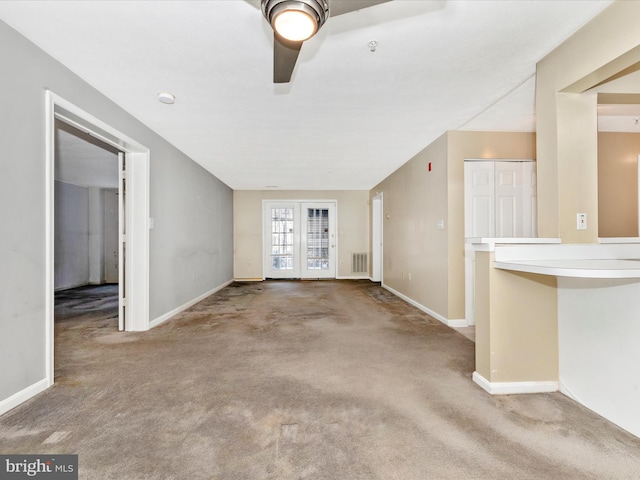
[{"xmin": 259, "ymin": 0, "xmax": 393, "ymax": 83}]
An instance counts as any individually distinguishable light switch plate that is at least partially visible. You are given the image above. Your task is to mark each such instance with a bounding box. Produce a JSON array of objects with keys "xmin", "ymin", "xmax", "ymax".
[{"xmin": 577, "ymin": 213, "xmax": 587, "ymax": 230}]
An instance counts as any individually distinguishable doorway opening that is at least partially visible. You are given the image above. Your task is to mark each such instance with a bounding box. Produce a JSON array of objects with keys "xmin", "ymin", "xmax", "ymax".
[
  {"xmin": 596, "ymin": 101, "xmax": 640, "ymax": 239},
  {"xmin": 45, "ymin": 91, "xmax": 150, "ymax": 387},
  {"xmin": 263, "ymin": 200, "xmax": 337, "ymax": 279},
  {"xmin": 54, "ymin": 118, "xmax": 122, "ymax": 336}
]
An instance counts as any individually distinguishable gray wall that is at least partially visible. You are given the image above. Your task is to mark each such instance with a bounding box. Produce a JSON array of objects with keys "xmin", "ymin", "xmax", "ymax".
[
  {"xmin": 54, "ymin": 181, "xmax": 90, "ymax": 290},
  {"xmin": 54, "ymin": 183, "xmax": 112, "ymax": 290},
  {"xmin": 0, "ymin": 20, "xmax": 233, "ymax": 404},
  {"xmin": 89, "ymin": 187, "xmax": 107, "ymax": 285}
]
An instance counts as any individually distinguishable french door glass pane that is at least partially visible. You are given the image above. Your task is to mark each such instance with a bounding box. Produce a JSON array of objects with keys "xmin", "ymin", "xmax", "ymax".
[
  {"xmin": 271, "ymin": 208, "xmax": 294, "ymax": 270},
  {"xmin": 306, "ymin": 208, "xmax": 329, "ymax": 270}
]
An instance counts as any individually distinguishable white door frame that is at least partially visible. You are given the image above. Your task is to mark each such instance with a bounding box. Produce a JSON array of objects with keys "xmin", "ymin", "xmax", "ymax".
[
  {"xmin": 45, "ymin": 91, "xmax": 150, "ymax": 386},
  {"xmin": 372, "ymin": 193, "xmax": 383, "ymax": 282}
]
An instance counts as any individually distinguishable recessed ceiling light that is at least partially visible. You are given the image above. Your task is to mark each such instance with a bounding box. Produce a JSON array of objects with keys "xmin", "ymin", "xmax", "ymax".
[{"xmin": 158, "ymin": 92, "xmax": 175, "ymax": 104}]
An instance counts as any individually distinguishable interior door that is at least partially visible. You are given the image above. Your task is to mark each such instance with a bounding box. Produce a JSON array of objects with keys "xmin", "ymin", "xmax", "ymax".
[
  {"xmin": 103, "ymin": 189, "xmax": 119, "ymax": 284},
  {"xmin": 464, "ymin": 161, "xmax": 495, "ymax": 238},
  {"xmin": 118, "ymin": 152, "xmax": 126, "ymax": 331},
  {"xmin": 264, "ymin": 201, "xmax": 336, "ymax": 279},
  {"xmin": 494, "ymin": 162, "xmax": 521, "ymax": 237},
  {"xmin": 522, "ymin": 162, "xmax": 538, "ymax": 237}
]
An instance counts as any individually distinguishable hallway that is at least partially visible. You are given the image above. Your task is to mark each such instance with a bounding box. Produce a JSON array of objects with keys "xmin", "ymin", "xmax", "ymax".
[{"xmin": 2, "ymin": 281, "xmax": 639, "ymax": 479}]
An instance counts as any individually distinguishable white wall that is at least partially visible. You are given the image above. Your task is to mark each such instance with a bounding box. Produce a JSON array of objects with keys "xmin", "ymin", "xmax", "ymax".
[
  {"xmin": 54, "ymin": 181, "xmax": 90, "ymax": 290},
  {"xmin": 558, "ymin": 277, "xmax": 640, "ymax": 438}
]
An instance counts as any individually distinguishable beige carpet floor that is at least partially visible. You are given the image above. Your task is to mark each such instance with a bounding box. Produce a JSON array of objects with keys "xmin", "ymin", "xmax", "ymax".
[{"xmin": 1, "ymin": 280, "xmax": 639, "ymax": 479}]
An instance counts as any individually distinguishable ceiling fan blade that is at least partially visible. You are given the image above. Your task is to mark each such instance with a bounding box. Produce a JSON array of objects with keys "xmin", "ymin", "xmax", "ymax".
[
  {"xmin": 329, "ymin": 0, "xmax": 392, "ymax": 17},
  {"xmin": 273, "ymin": 33, "xmax": 303, "ymax": 83}
]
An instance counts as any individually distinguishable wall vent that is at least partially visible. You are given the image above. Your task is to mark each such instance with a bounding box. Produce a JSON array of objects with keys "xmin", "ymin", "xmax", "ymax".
[{"xmin": 351, "ymin": 253, "xmax": 368, "ymax": 274}]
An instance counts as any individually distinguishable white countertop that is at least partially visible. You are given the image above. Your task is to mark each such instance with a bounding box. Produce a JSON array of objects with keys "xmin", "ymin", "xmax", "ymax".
[
  {"xmin": 494, "ymin": 258, "xmax": 640, "ymax": 278},
  {"xmin": 468, "ymin": 239, "xmax": 640, "ymax": 278},
  {"xmin": 466, "ymin": 237, "xmax": 561, "ymax": 252},
  {"xmin": 599, "ymin": 237, "xmax": 640, "ymax": 244}
]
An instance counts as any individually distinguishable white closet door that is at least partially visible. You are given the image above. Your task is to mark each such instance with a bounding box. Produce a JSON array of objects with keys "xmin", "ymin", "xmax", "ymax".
[
  {"xmin": 522, "ymin": 162, "xmax": 538, "ymax": 237},
  {"xmin": 494, "ymin": 162, "xmax": 521, "ymax": 237},
  {"xmin": 464, "ymin": 159, "xmax": 537, "ymax": 326},
  {"xmin": 464, "ymin": 161, "xmax": 495, "ymax": 238},
  {"xmin": 465, "ymin": 161, "xmax": 537, "ymax": 238}
]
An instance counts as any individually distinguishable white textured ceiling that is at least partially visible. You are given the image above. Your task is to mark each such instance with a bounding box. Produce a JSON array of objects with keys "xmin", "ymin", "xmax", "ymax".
[{"xmin": 0, "ymin": 0, "xmax": 614, "ymax": 190}]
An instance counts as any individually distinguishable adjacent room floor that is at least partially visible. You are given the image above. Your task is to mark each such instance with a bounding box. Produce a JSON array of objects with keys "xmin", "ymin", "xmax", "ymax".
[{"xmin": 1, "ymin": 280, "xmax": 639, "ymax": 479}]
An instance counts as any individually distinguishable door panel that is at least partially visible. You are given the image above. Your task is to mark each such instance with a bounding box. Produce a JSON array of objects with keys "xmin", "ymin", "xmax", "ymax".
[
  {"xmin": 465, "ymin": 162, "xmax": 495, "ymax": 238},
  {"xmin": 264, "ymin": 204, "xmax": 300, "ymax": 278},
  {"xmin": 301, "ymin": 203, "xmax": 336, "ymax": 278},
  {"xmin": 496, "ymin": 195, "xmax": 516, "ymax": 237},
  {"xmin": 118, "ymin": 152, "xmax": 125, "ymax": 331},
  {"xmin": 103, "ymin": 189, "xmax": 119, "ymax": 283},
  {"xmin": 471, "ymin": 196, "xmax": 493, "ymax": 238},
  {"xmin": 523, "ymin": 163, "xmax": 538, "ymax": 237},
  {"xmin": 495, "ymin": 163, "xmax": 521, "ymax": 237}
]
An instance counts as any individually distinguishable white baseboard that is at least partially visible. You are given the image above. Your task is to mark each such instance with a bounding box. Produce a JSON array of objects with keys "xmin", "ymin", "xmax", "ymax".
[
  {"xmin": 447, "ymin": 319, "xmax": 468, "ymax": 327},
  {"xmin": 149, "ymin": 279, "xmax": 234, "ymax": 329},
  {"xmin": 336, "ymin": 275, "xmax": 370, "ymax": 280},
  {"xmin": 382, "ymin": 283, "xmax": 467, "ymax": 327},
  {"xmin": 54, "ymin": 281, "xmax": 89, "ymax": 292},
  {"xmin": 473, "ymin": 371, "xmax": 559, "ymax": 395},
  {"xmin": 0, "ymin": 378, "xmax": 50, "ymax": 417}
]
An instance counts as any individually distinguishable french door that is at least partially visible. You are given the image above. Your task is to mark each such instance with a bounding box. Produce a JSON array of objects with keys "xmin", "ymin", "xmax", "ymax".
[{"xmin": 263, "ymin": 201, "xmax": 336, "ymax": 279}]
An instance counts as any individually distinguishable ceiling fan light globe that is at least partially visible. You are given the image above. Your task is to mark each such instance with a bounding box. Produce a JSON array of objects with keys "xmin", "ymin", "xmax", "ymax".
[
  {"xmin": 262, "ymin": 0, "xmax": 328, "ymax": 41},
  {"xmin": 273, "ymin": 10, "xmax": 317, "ymax": 41}
]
